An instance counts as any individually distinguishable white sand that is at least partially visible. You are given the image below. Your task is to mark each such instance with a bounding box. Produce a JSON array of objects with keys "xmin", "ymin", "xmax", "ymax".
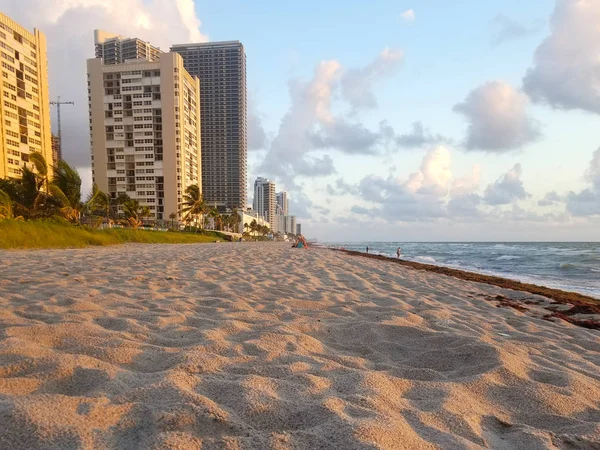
[{"xmin": 0, "ymin": 243, "xmax": 598, "ymax": 449}]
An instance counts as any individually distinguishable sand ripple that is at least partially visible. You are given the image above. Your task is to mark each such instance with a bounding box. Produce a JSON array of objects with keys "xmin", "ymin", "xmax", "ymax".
[{"xmin": 0, "ymin": 243, "xmax": 598, "ymax": 449}]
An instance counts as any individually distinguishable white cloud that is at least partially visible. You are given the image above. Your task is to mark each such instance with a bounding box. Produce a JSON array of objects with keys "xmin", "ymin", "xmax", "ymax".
[
  {"xmin": 523, "ymin": 0, "xmax": 600, "ymax": 114},
  {"xmin": 341, "ymin": 48, "xmax": 404, "ymax": 112},
  {"xmin": 401, "ymin": 9, "xmax": 416, "ymax": 22},
  {"xmin": 483, "ymin": 164, "xmax": 529, "ymax": 205},
  {"xmin": 386, "ymin": 121, "xmax": 450, "ymax": 149},
  {"xmin": 405, "ymin": 146, "xmax": 452, "ymax": 196},
  {"xmin": 248, "ymin": 96, "xmax": 267, "ymax": 151},
  {"xmin": 453, "ymin": 81, "xmax": 541, "ymax": 152},
  {"xmin": 566, "ymin": 149, "xmax": 600, "ymax": 216},
  {"xmin": 538, "ymin": 191, "xmax": 562, "ymax": 207},
  {"xmin": 259, "ymin": 50, "xmax": 405, "ymax": 186},
  {"xmin": 258, "ymin": 60, "xmax": 341, "ymax": 182},
  {"xmin": 352, "ymin": 146, "xmax": 462, "ymax": 221},
  {"xmin": 586, "ymin": 148, "xmax": 600, "ymax": 189},
  {"xmin": 2, "ymin": 0, "xmax": 207, "ymax": 195}
]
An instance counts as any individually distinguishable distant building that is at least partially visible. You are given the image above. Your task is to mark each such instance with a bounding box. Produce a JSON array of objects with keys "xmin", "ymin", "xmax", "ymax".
[
  {"xmin": 272, "ymin": 214, "xmax": 285, "ymax": 234},
  {"xmin": 237, "ymin": 209, "xmax": 269, "ymax": 234},
  {"xmin": 286, "ymin": 215, "xmax": 297, "ymax": 235},
  {"xmin": 94, "ymin": 30, "xmax": 162, "ymax": 65},
  {"xmin": 51, "ymin": 134, "xmax": 61, "ymax": 165},
  {"xmin": 87, "ymin": 53, "xmax": 201, "ymax": 221},
  {"xmin": 296, "ymin": 223, "xmax": 302, "ymax": 236},
  {"xmin": 276, "ymin": 191, "xmax": 289, "ymax": 216},
  {"xmin": 0, "ymin": 12, "xmax": 53, "ymax": 180},
  {"xmin": 171, "ymin": 41, "xmax": 247, "ymax": 210},
  {"xmin": 253, "ymin": 177, "xmax": 276, "ymax": 227}
]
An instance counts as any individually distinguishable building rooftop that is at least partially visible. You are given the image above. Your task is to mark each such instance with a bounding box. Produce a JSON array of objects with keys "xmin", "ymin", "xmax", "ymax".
[{"xmin": 170, "ymin": 41, "xmax": 242, "ymax": 49}]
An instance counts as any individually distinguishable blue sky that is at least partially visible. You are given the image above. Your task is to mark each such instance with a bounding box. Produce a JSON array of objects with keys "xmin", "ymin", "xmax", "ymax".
[
  {"xmin": 197, "ymin": 0, "xmax": 598, "ymax": 240},
  {"xmin": 5, "ymin": 0, "xmax": 600, "ymax": 240}
]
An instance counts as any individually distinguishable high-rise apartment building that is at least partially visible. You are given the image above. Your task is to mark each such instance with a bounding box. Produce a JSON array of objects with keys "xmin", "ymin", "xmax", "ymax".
[
  {"xmin": 253, "ymin": 177, "xmax": 275, "ymax": 227},
  {"xmin": 285, "ymin": 215, "xmax": 297, "ymax": 235},
  {"xmin": 170, "ymin": 41, "xmax": 247, "ymax": 211},
  {"xmin": 94, "ymin": 30, "xmax": 162, "ymax": 65},
  {"xmin": 296, "ymin": 223, "xmax": 302, "ymax": 236},
  {"xmin": 87, "ymin": 53, "xmax": 201, "ymax": 221},
  {"xmin": 276, "ymin": 191, "xmax": 289, "ymax": 216},
  {"xmin": 0, "ymin": 13, "xmax": 52, "ymax": 179}
]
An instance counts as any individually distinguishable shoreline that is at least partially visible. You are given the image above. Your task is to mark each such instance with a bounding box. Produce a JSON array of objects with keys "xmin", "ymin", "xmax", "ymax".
[{"xmin": 332, "ymin": 247, "xmax": 600, "ymax": 330}]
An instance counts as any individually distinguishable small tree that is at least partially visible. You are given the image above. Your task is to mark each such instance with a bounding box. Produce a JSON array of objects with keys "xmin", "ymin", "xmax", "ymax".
[
  {"xmin": 0, "ymin": 189, "xmax": 17, "ymax": 220},
  {"xmin": 121, "ymin": 199, "xmax": 143, "ymax": 229},
  {"xmin": 181, "ymin": 185, "xmax": 207, "ymax": 232},
  {"xmin": 169, "ymin": 212, "xmax": 177, "ymax": 230}
]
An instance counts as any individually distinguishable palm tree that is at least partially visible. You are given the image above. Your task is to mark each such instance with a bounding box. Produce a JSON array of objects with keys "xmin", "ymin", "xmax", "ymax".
[
  {"xmin": 209, "ymin": 208, "xmax": 221, "ymax": 231},
  {"xmin": 0, "ymin": 153, "xmax": 74, "ymax": 220},
  {"xmin": 0, "ymin": 189, "xmax": 15, "ymax": 220},
  {"xmin": 230, "ymin": 209, "xmax": 241, "ymax": 234},
  {"xmin": 50, "ymin": 160, "xmax": 82, "ymax": 223},
  {"xmin": 85, "ymin": 184, "xmax": 110, "ymax": 227},
  {"xmin": 16, "ymin": 166, "xmax": 49, "ymax": 219},
  {"xmin": 121, "ymin": 198, "xmax": 144, "ymax": 229},
  {"xmin": 250, "ymin": 219, "xmax": 258, "ymax": 236},
  {"xmin": 139, "ymin": 205, "xmax": 151, "ymax": 227},
  {"xmin": 29, "ymin": 152, "xmax": 50, "ymax": 193},
  {"xmin": 181, "ymin": 184, "xmax": 207, "ymax": 232},
  {"xmin": 169, "ymin": 212, "xmax": 177, "ymax": 230}
]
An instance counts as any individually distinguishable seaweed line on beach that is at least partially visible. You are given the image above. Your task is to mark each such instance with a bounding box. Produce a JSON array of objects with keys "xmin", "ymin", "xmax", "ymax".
[{"xmin": 333, "ymin": 248, "xmax": 600, "ymax": 330}]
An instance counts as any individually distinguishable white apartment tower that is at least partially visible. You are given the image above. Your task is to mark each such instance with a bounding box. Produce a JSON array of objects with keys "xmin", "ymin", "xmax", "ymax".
[
  {"xmin": 94, "ymin": 30, "xmax": 162, "ymax": 65},
  {"xmin": 284, "ymin": 215, "xmax": 297, "ymax": 235},
  {"xmin": 253, "ymin": 177, "xmax": 275, "ymax": 228},
  {"xmin": 276, "ymin": 191, "xmax": 289, "ymax": 216},
  {"xmin": 87, "ymin": 53, "xmax": 201, "ymax": 221}
]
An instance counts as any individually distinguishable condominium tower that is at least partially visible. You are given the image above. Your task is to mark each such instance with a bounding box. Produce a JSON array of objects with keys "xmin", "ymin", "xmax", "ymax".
[
  {"xmin": 87, "ymin": 53, "xmax": 201, "ymax": 221},
  {"xmin": 0, "ymin": 12, "xmax": 52, "ymax": 179},
  {"xmin": 276, "ymin": 191, "xmax": 289, "ymax": 216},
  {"xmin": 253, "ymin": 177, "xmax": 275, "ymax": 227},
  {"xmin": 94, "ymin": 30, "xmax": 162, "ymax": 65},
  {"xmin": 170, "ymin": 41, "xmax": 247, "ymax": 211}
]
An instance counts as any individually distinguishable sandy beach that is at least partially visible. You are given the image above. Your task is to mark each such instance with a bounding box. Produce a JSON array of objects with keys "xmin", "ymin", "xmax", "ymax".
[{"xmin": 0, "ymin": 243, "xmax": 598, "ymax": 449}]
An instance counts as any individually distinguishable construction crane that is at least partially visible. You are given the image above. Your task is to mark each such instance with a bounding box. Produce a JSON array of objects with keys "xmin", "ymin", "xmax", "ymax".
[{"xmin": 49, "ymin": 97, "xmax": 74, "ymax": 162}]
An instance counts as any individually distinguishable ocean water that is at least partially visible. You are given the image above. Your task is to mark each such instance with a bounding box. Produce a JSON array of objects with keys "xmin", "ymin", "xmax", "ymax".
[{"xmin": 326, "ymin": 242, "xmax": 600, "ymax": 299}]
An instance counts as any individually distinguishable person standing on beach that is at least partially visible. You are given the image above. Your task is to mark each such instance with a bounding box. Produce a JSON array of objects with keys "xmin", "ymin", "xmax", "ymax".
[
  {"xmin": 396, "ymin": 247, "xmax": 401, "ymax": 259},
  {"xmin": 366, "ymin": 246, "xmax": 369, "ymax": 253}
]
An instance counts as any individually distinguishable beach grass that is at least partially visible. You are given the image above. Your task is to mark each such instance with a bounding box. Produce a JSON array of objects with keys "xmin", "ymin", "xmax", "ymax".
[{"xmin": 0, "ymin": 220, "xmax": 220, "ymax": 249}]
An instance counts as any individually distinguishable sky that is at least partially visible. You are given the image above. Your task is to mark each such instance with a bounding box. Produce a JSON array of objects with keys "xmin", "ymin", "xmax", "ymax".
[{"xmin": 3, "ymin": 0, "xmax": 600, "ymax": 241}]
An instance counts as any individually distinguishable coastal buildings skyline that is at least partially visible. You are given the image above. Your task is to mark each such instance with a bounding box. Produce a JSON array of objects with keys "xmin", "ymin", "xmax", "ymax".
[
  {"xmin": 4, "ymin": 1, "xmax": 598, "ymax": 241},
  {"xmin": 0, "ymin": 10, "xmax": 278, "ymax": 233},
  {"xmin": 87, "ymin": 53, "xmax": 202, "ymax": 221},
  {"xmin": 253, "ymin": 178, "xmax": 300, "ymax": 235},
  {"xmin": 171, "ymin": 41, "xmax": 247, "ymax": 212},
  {"xmin": 0, "ymin": 12, "xmax": 53, "ymax": 180}
]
